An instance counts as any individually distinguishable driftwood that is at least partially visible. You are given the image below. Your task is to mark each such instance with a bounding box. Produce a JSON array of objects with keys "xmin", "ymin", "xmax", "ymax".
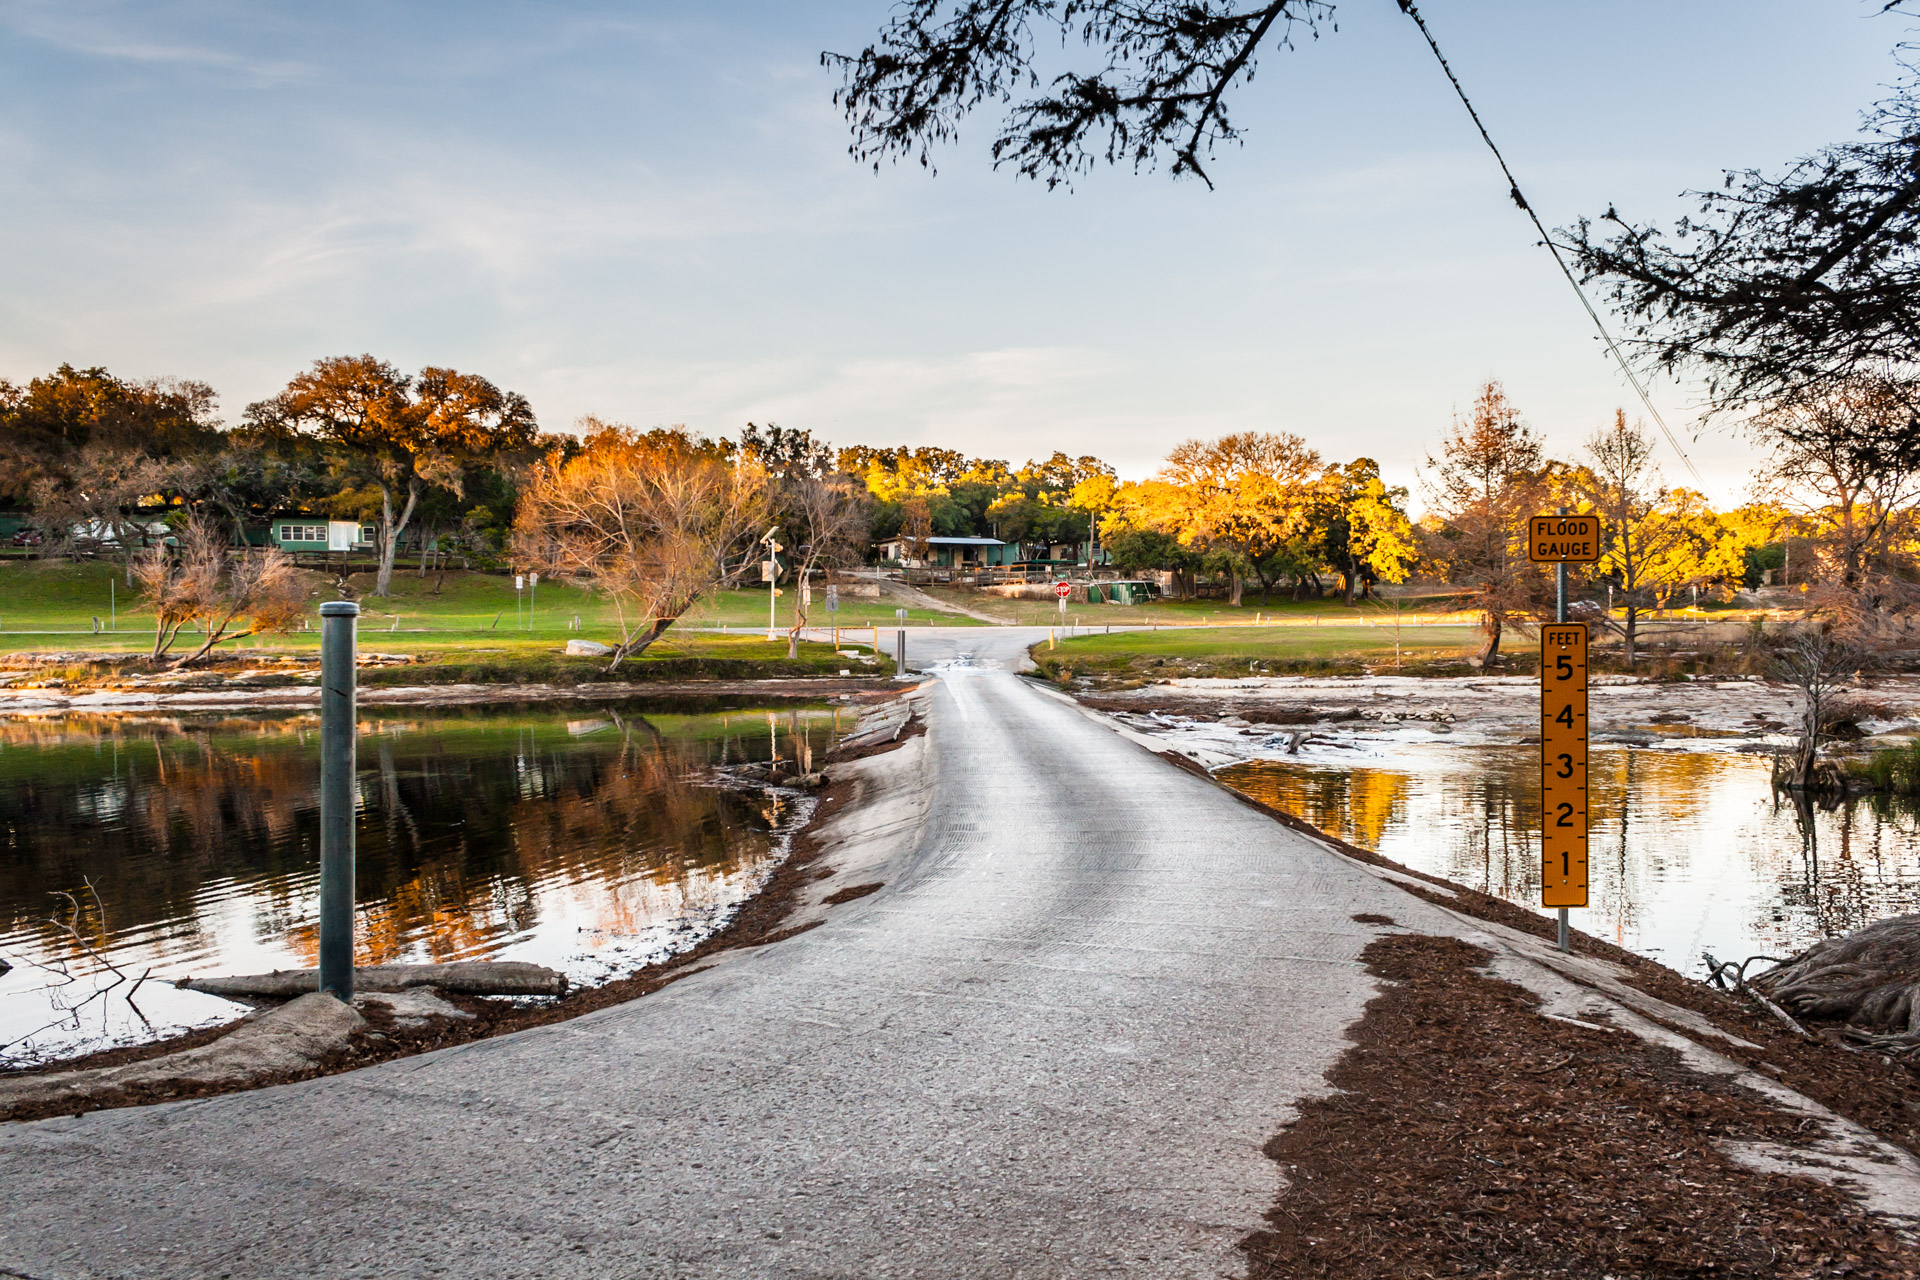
[
  {"xmin": 177, "ymin": 961, "xmax": 567, "ymax": 1000},
  {"xmin": 1750, "ymin": 913, "xmax": 1920, "ymax": 1038}
]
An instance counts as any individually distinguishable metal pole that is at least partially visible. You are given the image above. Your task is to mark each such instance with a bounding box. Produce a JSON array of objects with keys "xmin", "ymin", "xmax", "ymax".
[
  {"xmin": 318, "ymin": 601, "xmax": 359, "ymax": 1000},
  {"xmin": 895, "ymin": 608, "xmax": 907, "ymax": 677},
  {"xmin": 1556, "ymin": 524, "xmax": 1570, "ymax": 955}
]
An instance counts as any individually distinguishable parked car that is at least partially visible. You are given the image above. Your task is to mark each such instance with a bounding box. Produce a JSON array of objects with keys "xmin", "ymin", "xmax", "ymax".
[{"xmin": 9, "ymin": 528, "xmax": 44, "ymax": 547}]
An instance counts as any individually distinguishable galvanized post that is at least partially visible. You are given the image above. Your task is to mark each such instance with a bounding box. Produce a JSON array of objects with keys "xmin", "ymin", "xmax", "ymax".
[
  {"xmin": 895, "ymin": 608, "xmax": 907, "ymax": 677},
  {"xmin": 318, "ymin": 601, "xmax": 359, "ymax": 1000}
]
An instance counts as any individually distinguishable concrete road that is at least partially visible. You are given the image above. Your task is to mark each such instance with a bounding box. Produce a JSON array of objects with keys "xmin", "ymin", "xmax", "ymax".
[{"xmin": 0, "ymin": 627, "xmax": 1465, "ymax": 1279}]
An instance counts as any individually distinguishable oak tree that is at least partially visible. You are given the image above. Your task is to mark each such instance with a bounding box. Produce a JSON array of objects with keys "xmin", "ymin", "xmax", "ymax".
[{"xmin": 249, "ymin": 356, "xmax": 538, "ymax": 597}]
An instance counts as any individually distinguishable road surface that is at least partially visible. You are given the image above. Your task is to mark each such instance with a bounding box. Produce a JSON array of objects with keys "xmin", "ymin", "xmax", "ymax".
[{"xmin": 1, "ymin": 627, "xmax": 1467, "ymax": 1279}]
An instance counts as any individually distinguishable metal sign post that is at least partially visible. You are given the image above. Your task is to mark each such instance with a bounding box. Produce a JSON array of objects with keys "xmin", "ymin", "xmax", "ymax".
[
  {"xmin": 894, "ymin": 607, "xmax": 908, "ymax": 677},
  {"xmin": 318, "ymin": 601, "xmax": 359, "ymax": 1000},
  {"xmin": 763, "ymin": 528, "xmax": 783, "ymax": 641},
  {"xmin": 1531, "ymin": 512, "xmax": 1600, "ymax": 952}
]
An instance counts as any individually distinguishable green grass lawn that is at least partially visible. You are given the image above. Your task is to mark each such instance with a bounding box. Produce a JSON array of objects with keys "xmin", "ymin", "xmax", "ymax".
[
  {"xmin": 1032, "ymin": 622, "xmax": 1483, "ymax": 681},
  {"xmin": 0, "ymin": 562, "xmax": 955, "ymax": 657},
  {"xmin": 0, "ymin": 562, "xmax": 898, "ymax": 679}
]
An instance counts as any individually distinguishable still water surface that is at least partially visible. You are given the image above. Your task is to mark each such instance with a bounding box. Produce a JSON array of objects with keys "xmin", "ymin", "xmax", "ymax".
[
  {"xmin": 0, "ymin": 701, "xmax": 841, "ymax": 1063},
  {"xmin": 1219, "ymin": 746, "xmax": 1920, "ymax": 973}
]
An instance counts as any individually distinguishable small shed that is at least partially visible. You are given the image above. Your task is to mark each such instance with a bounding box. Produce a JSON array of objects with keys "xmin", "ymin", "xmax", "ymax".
[
  {"xmin": 1088, "ymin": 580, "xmax": 1159, "ymax": 606},
  {"xmin": 271, "ymin": 518, "xmax": 376, "ymax": 553},
  {"xmin": 877, "ymin": 535, "xmax": 1009, "ymax": 568}
]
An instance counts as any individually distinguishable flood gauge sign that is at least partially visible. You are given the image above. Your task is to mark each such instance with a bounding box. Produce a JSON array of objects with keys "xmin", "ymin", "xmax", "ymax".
[
  {"xmin": 1528, "ymin": 514, "xmax": 1601, "ymax": 564},
  {"xmin": 1540, "ymin": 624, "xmax": 1589, "ymax": 908}
]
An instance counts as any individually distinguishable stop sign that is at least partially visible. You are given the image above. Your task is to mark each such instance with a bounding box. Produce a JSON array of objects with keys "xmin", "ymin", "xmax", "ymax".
[{"xmin": 1054, "ymin": 582, "xmax": 1071, "ymax": 599}]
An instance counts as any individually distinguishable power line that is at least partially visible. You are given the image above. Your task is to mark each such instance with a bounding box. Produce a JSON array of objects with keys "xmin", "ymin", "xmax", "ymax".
[{"xmin": 1395, "ymin": 0, "xmax": 1706, "ymax": 487}]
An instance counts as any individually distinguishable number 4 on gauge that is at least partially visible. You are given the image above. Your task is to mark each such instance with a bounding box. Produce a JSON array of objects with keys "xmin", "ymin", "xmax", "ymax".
[{"xmin": 1540, "ymin": 624, "xmax": 1589, "ymax": 908}]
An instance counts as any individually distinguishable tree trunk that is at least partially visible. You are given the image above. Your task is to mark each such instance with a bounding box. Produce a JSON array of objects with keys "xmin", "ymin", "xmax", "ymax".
[
  {"xmin": 607, "ymin": 616, "xmax": 676, "ymax": 671},
  {"xmin": 373, "ymin": 483, "xmax": 419, "ymax": 598},
  {"xmin": 1624, "ymin": 606, "xmax": 1639, "ymax": 667},
  {"xmin": 1475, "ymin": 612, "xmax": 1503, "ymax": 668},
  {"xmin": 1228, "ymin": 569, "xmax": 1244, "ymax": 607},
  {"xmin": 417, "ymin": 524, "xmax": 434, "ymax": 577}
]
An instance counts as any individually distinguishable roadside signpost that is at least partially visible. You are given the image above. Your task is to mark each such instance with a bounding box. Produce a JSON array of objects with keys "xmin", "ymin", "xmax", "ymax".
[
  {"xmin": 318, "ymin": 601, "xmax": 359, "ymax": 1000},
  {"xmin": 1532, "ymin": 511, "xmax": 1601, "ymax": 952},
  {"xmin": 895, "ymin": 607, "xmax": 909, "ymax": 677}
]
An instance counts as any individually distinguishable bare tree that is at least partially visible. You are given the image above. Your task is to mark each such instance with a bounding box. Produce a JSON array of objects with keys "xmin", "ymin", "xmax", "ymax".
[
  {"xmin": 1750, "ymin": 378, "xmax": 1920, "ymax": 616},
  {"xmin": 135, "ymin": 517, "xmax": 306, "ymax": 666},
  {"xmin": 739, "ymin": 424, "xmax": 875, "ymax": 657},
  {"xmin": 513, "ymin": 422, "xmax": 768, "ymax": 670},
  {"xmin": 780, "ymin": 475, "xmax": 873, "ymax": 657},
  {"xmin": 1422, "ymin": 381, "xmax": 1549, "ymax": 667},
  {"xmin": 1578, "ymin": 411, "xmax": 1704, "ymax": 666},
  {"xmin": 1768, "ymin": 625, "xmax": 1869, "ymax": 793},
  {"xmin": 30, "ymin": 445, "xmax": 175, "ymax": 586}
]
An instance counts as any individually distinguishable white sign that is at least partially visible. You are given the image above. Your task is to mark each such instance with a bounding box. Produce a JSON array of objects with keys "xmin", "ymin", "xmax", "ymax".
[{"xmin": 515, "ymin": 575, "xmax": 525, "ymax": 590}]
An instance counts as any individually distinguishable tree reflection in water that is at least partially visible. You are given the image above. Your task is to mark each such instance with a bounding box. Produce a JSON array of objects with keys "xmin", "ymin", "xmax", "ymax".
[
  {"xmin": 0, "ymin": 703, "xmax": 842, "ymax": 983},
  {"xmin": 1219, "ymin": 746, "xmax": 1920, "ymax": 974}
]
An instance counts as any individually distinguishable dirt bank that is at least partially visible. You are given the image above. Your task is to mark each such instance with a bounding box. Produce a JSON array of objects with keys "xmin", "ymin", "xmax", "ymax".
[
  {"xmin": 0, "ymin": 675, "xmax": 892, "ymax": 717},
  {"xmin": 1242, "ymin": 932, "xmax": 1920, "ymax": 1279}
]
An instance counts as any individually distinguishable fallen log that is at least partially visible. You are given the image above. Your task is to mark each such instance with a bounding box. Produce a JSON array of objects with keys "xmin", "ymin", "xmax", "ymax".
[
  {"xmin": 178, "ymin": 961, "xmax": 567, "ymax": 1000},
  {"xmin": 1750, "ymin": 913, "xmax": 1920, "ymax": 1035}
]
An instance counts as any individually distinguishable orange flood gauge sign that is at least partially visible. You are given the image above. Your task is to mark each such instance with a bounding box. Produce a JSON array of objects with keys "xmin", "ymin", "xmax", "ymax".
[
  {"xmin": 1540, "ymin": 624, "xmax": 1590, "ymax": 908},
  {"xmin": 1528, "ymin": 514, "xmax": 1601, "ymax": 564}
]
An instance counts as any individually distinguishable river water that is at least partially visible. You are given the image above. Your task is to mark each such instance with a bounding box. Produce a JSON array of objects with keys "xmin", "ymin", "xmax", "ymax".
[
  {"xmin": 0, "ymin": 701, "xmax": 844, "ymax": 1064},
  {"xmin": 1219, "ymin": 744, "xmax": 1920, "ymax": 975}
]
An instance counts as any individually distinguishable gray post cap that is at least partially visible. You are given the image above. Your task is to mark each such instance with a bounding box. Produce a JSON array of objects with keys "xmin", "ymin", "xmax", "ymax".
[{"xmin": 319, "ymin": 601, "xmax": 361, "ymax": 617}]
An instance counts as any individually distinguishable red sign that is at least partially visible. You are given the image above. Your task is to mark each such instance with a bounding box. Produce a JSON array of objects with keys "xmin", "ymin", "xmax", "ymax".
[{"xmin": 1054, "ymin": 582, "xmax": 1072, "ymax": 599}]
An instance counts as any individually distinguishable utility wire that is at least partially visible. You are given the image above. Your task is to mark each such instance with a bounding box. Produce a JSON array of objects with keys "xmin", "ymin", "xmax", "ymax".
[{"xmin": 1396, "ymin": 0, "xmax": 1706, "ymax": 487}]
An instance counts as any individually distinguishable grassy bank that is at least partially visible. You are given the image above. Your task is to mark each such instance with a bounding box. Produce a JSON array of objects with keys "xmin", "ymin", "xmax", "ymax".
[
  {"xmin": 1029, "ymin": 623, "xmax": 1483, "ymax": 683},
  {"xmin": 920, "ymin": 584, "xmax": 1464, "ymax": 629}
]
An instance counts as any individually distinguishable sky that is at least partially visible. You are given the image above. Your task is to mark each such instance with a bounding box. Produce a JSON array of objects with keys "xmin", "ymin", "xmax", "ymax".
[{"xmin": 0, "ymin": 1, "xmax": 1909, "ymax": 504}]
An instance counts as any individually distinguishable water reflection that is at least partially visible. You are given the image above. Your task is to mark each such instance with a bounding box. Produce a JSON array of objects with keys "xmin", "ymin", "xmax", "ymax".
[
  {"xmin": 0, "ymin": 701, "xmax": 842, "ymax": 1062},
  {"xmin": 1218, "ymin": 746, "xmax": 1920, "ymax": 973}
]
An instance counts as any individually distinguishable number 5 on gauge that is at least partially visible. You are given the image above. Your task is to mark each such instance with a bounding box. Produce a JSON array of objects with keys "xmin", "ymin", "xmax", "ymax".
[{"xmin": 1540, "ymin": 624, "xmax": 1589, "ymax": 907}]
